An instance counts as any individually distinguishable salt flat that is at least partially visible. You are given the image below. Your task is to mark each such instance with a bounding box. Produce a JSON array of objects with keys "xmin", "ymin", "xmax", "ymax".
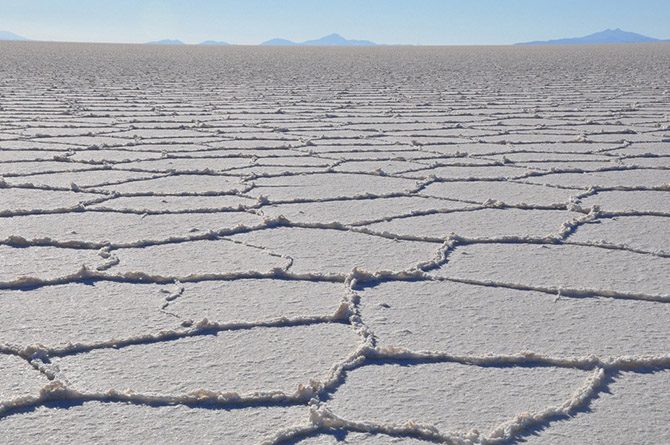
[{"xmin": 0, "ymin": 42, "xmax": 669, "ymax": 444}]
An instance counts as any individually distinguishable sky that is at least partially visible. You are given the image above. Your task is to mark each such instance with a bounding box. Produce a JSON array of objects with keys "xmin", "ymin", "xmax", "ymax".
[{"xmin": 1, "ymin": 0, "xmax": 669, "ymax": 45}]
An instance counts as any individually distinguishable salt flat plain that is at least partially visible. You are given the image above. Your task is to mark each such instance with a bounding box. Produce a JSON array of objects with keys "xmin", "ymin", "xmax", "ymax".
[{"xmin": 0, "ymin": 42, "xmax": 669, "ymax": 444}]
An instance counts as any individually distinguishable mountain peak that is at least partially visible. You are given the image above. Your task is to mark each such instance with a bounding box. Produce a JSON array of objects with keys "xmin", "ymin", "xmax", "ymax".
[
  {"xmin": 516, "ymin": 28, "xmax": 662, "ymax": 46},
  {"xmin": 261, "ymin": 38, "xmax": 298, "ymax": 46},
  {"xmin": 261, "ymin": 34, "xmax": 376, "ymax": 46},
  {"xmin": 0, "ymin": 31, "xmax": 29, "ymax": 41}
]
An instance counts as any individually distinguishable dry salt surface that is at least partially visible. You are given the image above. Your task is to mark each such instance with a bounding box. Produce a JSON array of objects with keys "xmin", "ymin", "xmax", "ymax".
[{"xmin": 0, "ymin": 41, "xmax": 669, "ymax": 444}]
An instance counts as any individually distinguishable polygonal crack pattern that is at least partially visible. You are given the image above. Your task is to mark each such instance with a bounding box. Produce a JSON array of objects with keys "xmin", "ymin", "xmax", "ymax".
[{"xmin": 0, "ymin": 43, "xmax": 668, "ymax": 444}]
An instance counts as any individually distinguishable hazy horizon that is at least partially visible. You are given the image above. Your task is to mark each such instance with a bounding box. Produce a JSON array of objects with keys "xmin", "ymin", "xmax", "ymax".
[{"xmin": 1, "ymin": 0, "xmax": 669, "ymax": 45}]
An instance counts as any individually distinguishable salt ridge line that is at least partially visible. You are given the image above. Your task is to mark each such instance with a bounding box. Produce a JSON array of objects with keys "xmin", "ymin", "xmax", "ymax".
[
  {"xmin": 0, "ymin": 381, "xmax": 313, "ymax": 418},
  {"xmin": 0, "ymin": 221, "xmax": 666, "ymax": 305},
  {"xmin": 0, "ymin": 344, "xmax": 667, "ymax": 440},
  {"xmin": 0, "ymin": 206, "xmax": 585, "ymax": 250},
  {"xmin": 435, "ymin": 275, "xmax": 670, "ymax": 303},
  {"xmin": 367, "ymin": 348, "xmax": 670, "ymax": 372},
  {"xmin": 3, "ymin": 154, "xmax": 656, "ymax": 183},
  {"xmin": 3, "ymin": 171, "xmax": 177, "ymax": 192},
  {"xmin": 563, "ymin": 239, "xmax": 670, "ymax": 258},
  {"xmin": 1, "ymin": 255, "xmax": 665, "ymax": 309},
  {"xmin": 17, "ymin": 314, "xmax": 350, "ymax": 360},
  {"xmin": 8, "ymin": 177, "xmax": 667, "ymax": 219},
  {"xmin": 262, "ymin": 368, "xmax": 608, "ymax": 445},
  {"xmin": 0, "ymin": 210, "xmax": 591, "ymax": 275},
  {"xmin": 0, "ymin": 142, "xmax": 659, "ymax": 167},
  {"xmin": 3, "ymin": 142, "xmax": 664, "ymax": 183},
  {"xmin": 0, "ymin": 171, "xmax": 589, "ymax": 215},
  {"xmin": 0, "ymin": 264, "xmax": 349, "ymax": 291}
]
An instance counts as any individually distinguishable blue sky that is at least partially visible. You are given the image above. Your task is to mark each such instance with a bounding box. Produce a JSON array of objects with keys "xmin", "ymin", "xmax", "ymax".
[{"xmin": 1, "ymin": 0, "xmax": 668, "ymax": 45}]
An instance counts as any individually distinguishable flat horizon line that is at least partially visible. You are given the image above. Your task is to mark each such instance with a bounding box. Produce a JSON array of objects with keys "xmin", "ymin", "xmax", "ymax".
[{"xmin": 3, "ymin": 39, "xmax": 670, "ymax": 47}]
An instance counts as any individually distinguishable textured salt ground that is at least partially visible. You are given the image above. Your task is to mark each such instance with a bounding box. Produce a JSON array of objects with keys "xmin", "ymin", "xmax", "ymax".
[
  {"xmin": 0, "ymin": 355, "xmax": 49, "ymax": 399},
  {"xmin": 230, "ymin": 227, "xmax": 439, "ymax": 274},
  {"xmin": 609, "ymin": 141, "xmax": 669, "ymax": 156},
  {"xmin": 400, "ymin": 165, "xmax": 533, "ymax": 180},
  {"xmin": 527, "ymin": 168, "xmax": 668, "ymax": 188},
  {"xmin": 425, "ymin": 142, "xmax": 512, "ymax": 156},
  {"xmin": 0, "ymin": 188, "xmax": 103, "ymax": 213},
  {"xmin": 167, "ymin": 280, "xmax": 345, "ymax": 323},
  {"xmin": 125, "ymin": 157, "xmax": 253, "ymax": 172},
  {"xmin": 570, "ymin": 215, "xmax": 670, "ymax": 254},
  {"xmin": 587, "ymin": 133, "xmax": 658, "ymax": 143},
  {"xmin": 254, "ymin": 156, "xmax": 332, "ymax": 166},
  {"xmin": 296, "ymin": 433, "xmax": 430, "ymax": 444},
  {"xmin": 325, "ymin": 149, "xmax": 444, "ymax": 160},
  {"xmin": 579, "ymin": 190, "xmax": 670, "ymax": 213},
  {"xmin": 325, "ymin": 363, "xmax": 588, "ymax": 434},
  {"xmin": 0, "ymin": 149, "xmax": 64, "ymax": 161},
  {"xmin": 234, "ymin": 165, "xmax": 332, "ymax": 176},
  {"xmin": 484, "ymin": 152, "xmax": 611, "ymax": 163},
  {"xmin": 435, "ymin": 243, "xmax": 669, "ymax": 297},
  {"xmin": 0, "ymin": 160, "xmax": 96, "ymax": 176},
  {"xmin": 0, "ymin": 282, "xmax": 174, "ymax": 347},
  {"xmin": 208, "ymin": 139, "xmax": 295, "ymax": 149},
  {"xmin": 4, "ymin": 169, "xmax": 157, "ymax": 189},
  {"xmin": 0, "ymin": 43, "xmax": 668, "ymax": 444},
  {"xmin": 479, "ymin": 134, "xmax": 580, "ymax": 144},
  {"xmin": 0, "ymin": 403, "xmax": 308, "ymax": 445},
  {"xmin": 522, "ymin": 370, "xmax": 670, "ymax": 445},
  {"xmin": 89, "ymin": 194, "xmax": 256, "ymax": 212},
  {"xmin": 0, "ymin": 245, "xmax": 101, "ymax": 284},
  {"xmin": 515, "ymin": 160, "xmax": 618, "ymax": 170},
  {"xmin": 248, "ymin": 173, "xmax": 419, "ymax": 202},
  {"xmin": 183, "ymin": 148, "xmax": 306, "ymax": 158},
  {"xmin": 622, "ymin": 155, "xmax": 670, "ymax": 168},
  {"xmin": 421, "ymin": 181, "xmax": 577, "ymax": 206},
  {"xmin": 112, "ymin": 143, "xmax": 211, "ymax": 152},
  {"xmin": 365, "ymin": 209, "xmax": 580, "ymax": 239},
  {"xmin": 110, "ymin": 239, "xmax": 290, "ymax": 277},
  {"xmin": 68, "ymin": 149, "xmax": 163, "ymax": 162},
  {"xmin": 0, "ymin": 211, "xmax": 262, "ymax": 245},
  {"xmin": 359, "ymin": 281, "xmax": 670, "ymax": 356},
  {"xmin": 332, "ymin": 160, "xmax": 426, "ymax": 174},
  {"xmin": 54, "ymin": 324, "xmax": 359, "ymax": 396},
  {"xmin": 259, "ymin": 196, "xmax": 466, "ymax": 225},
  {"xmin": 95, "ymin": 174, "xmax": 246, "ymax": 195}
]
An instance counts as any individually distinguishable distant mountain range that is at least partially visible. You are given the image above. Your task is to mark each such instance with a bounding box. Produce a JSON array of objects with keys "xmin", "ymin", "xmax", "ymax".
[
  {"xmin": 143, "ymin": 33, "xmax": 375, "ymax": 46},
  {"xmin": 0, "ymin": 31, "xmax": 28, "ymax": 41},
  {"xmin": 516, "ymin": 29, "xmax": 668, "ymax": 45},
  {"xmin": 3, "ymin": 29, "xmax": 667, "ymax": 47},
  {"xmin": 261, "ymin": 33, "xmax": 376, "ymax": 46}
]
